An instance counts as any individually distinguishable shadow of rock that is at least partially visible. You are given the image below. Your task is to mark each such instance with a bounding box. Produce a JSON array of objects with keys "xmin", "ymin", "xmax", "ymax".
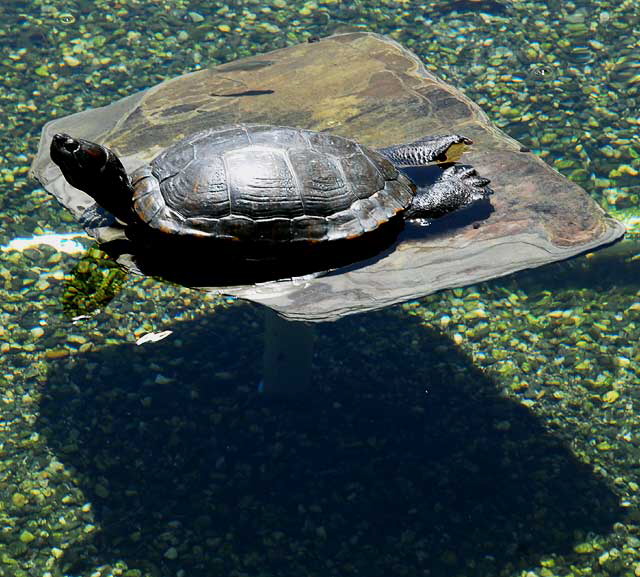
[
  {"xmin": 503, "ymin": 239, "xmax": 640, "ymax": 295},
  {"xmin": 39, "ymin": 305, "xmax": 622, "ymax": 577}
]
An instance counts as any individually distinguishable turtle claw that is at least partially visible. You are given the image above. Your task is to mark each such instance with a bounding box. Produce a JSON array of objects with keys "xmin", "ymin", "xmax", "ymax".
[
  {"xmin": 445, "ymin": 165, "xmax": 493, "ymax": 195},
  {"xmin": 405, "ymin": 164, "xmax": 493, "ymax": 219},
  {"xmin": 442, "ymin": 164, "xmax": 494, "ymax": 202}
]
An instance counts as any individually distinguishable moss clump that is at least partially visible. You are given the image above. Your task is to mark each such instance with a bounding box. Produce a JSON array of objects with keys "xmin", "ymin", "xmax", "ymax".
[{"xmin": 61, "ymin": 246, "xmax": 127, "ymax": 317}]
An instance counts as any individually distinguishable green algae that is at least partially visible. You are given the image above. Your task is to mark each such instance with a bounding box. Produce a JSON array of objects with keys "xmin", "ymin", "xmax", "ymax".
[{"xmin": 61, "ymin": 246, "xmax": 127, "ymax": 318}]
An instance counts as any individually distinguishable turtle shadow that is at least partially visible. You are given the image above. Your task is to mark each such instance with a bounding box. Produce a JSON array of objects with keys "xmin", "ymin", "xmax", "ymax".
[{"xmin": 38, "ymin": 305, "xmax": 622, "ymax": 577}]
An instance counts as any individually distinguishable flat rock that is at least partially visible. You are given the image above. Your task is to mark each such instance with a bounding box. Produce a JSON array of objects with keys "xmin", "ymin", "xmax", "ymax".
[{"xmin": 31, "ymin": 32, "xmax": 624, "ymax": 322}]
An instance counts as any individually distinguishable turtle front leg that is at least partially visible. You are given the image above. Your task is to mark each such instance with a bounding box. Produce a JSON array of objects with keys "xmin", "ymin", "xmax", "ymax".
[
  {"xmin": 404, "ymin": 164, "xmax": 493, "ymax": 220},
  {"xmin": 377, "ymin": 134, "xmax": 472, "ymax": 167}
]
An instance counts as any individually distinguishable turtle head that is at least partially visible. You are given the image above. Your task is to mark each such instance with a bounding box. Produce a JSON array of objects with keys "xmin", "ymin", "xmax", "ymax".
[{"xmin": 51, "ymin": 133, "xmax": 135, "ymax": 224}]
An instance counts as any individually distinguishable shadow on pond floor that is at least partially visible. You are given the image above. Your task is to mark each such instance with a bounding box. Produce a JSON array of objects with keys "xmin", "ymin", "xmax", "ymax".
[
  {"xmin": 507, "ymin": 238, "xmax": 640, "ymax": 295},
  {"xmin": 39, "ymin": 305, "xmax": 622, "ymax": 577}
]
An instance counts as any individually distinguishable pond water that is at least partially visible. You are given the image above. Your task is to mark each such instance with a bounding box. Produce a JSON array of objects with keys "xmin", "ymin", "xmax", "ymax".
[{"xmin": 0, "ymin": 1, "xmax": 639, "ymax": 576}]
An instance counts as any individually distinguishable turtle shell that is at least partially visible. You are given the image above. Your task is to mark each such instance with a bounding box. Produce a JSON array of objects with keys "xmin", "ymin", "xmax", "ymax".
[{"xmin": 129, "ymin": 124, "xmax": 415, "ymax": 243}]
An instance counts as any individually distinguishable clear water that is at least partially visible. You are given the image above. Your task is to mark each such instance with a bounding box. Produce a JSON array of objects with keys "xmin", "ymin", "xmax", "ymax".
[{"xmin": 1, "ymin": 1, "xmax": 639, "ymax": 576}]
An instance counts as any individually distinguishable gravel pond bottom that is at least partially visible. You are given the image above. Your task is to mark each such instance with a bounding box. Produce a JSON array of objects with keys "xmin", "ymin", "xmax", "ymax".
[
  {"xmin": 1, "ymin": 0, "xmax": 640, "ymax": 575},
  {"xmin": 1, "ymin": 238, "xmax": 639, "ymax": 577}
]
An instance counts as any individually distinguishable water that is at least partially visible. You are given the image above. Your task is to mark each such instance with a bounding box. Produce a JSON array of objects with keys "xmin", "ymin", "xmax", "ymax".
[{"xmin": 1, "ymin": 1, "xmax": 639, "ymax": 576}]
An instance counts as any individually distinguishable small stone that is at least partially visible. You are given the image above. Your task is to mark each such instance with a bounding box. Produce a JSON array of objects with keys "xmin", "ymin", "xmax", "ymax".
[
  {"xmin": 218, "ymin": 24, "xmax": 231, "ymax": 32},
  {"xmin": 51, "ymin": 547, "xmax": 64, "ymax": 559},
  {"xmin": 602, "ymin": 390, "xmax": 620, "ymax": 403},
  {"xmin": 574, "ymin": 542, "xmax": 595, "ymax": 554},
  {"xmin": 259, "ymin": 22, "xmax": 280, "ymax": 34},
  {"xmin": 188, "ymin": 11, "xmax": 205, "ymax": 22},
  {"xmin": 575, "ymin": 360, "xmax": 591, "ymax": 370},
  {"xmin": 499, "ymin": 105, "xmax": 520, "ymax": 118},
  {"xmin": 12, "ymin": 493, "xmax": 28, "ymax": 507},
  {"xmin": 63, "ymin": 55, "xmax": 81, "ymax": 67},
  {"xmin": 30, "ymin": 327, "xmax": 45, "ymax": 339},
  {"xmin": 618, "ymin": 165, "xmax": 639, "ymax": 176},
  {"xmin": 615, "ymin": 356, "xmax": 631, "ymax": 368},
  {"xmin": 67, "ymin": 334, "xmax": 87, "ymax": 344},
  {"xmin": 47, "ymin": 252, "xmax": 62, "ymax": 264},
  {"xmin": 465, "ymin": 308, "xmax": 488, "ymax": 320},
  {"xmin": 45, "ymin": 349, "xmax": 70, "ymax": 359},
  {"xmin": 19, "ymin": 530, "xmax": 36, "ymax": 544},
  {"xmin": 164, "ymin": 546, "xmax": 178, "ymax": 560}
]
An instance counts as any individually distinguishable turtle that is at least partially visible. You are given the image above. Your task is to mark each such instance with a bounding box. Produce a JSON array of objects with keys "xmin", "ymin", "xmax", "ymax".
[{"xmin": 49, "ymin": 124, "xmax": 492, "ymax": 252}]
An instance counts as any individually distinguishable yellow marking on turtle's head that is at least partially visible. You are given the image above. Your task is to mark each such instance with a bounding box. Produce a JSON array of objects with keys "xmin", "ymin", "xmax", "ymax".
[{"xmin": 441, "ymin": 142, "xmax": 468, "ymax": 163}]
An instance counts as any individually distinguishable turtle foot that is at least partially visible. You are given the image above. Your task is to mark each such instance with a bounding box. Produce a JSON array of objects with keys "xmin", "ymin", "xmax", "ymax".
[
  {"xmin": 378, "ymin": 134, "xmax": 472, "ymax": 167},
  {"xmin": 405, "ymin": 164, "xmax": 493, "ymax": 220}
]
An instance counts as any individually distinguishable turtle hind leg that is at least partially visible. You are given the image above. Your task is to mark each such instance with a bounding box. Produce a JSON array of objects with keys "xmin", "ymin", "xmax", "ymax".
[
  {"xmin": 404, "ymin": 164, "xmax": 493, "ymax": 220},
  {"xmin": 377, "ymin": 134, "xmax": 472, "ymax": 167}
]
